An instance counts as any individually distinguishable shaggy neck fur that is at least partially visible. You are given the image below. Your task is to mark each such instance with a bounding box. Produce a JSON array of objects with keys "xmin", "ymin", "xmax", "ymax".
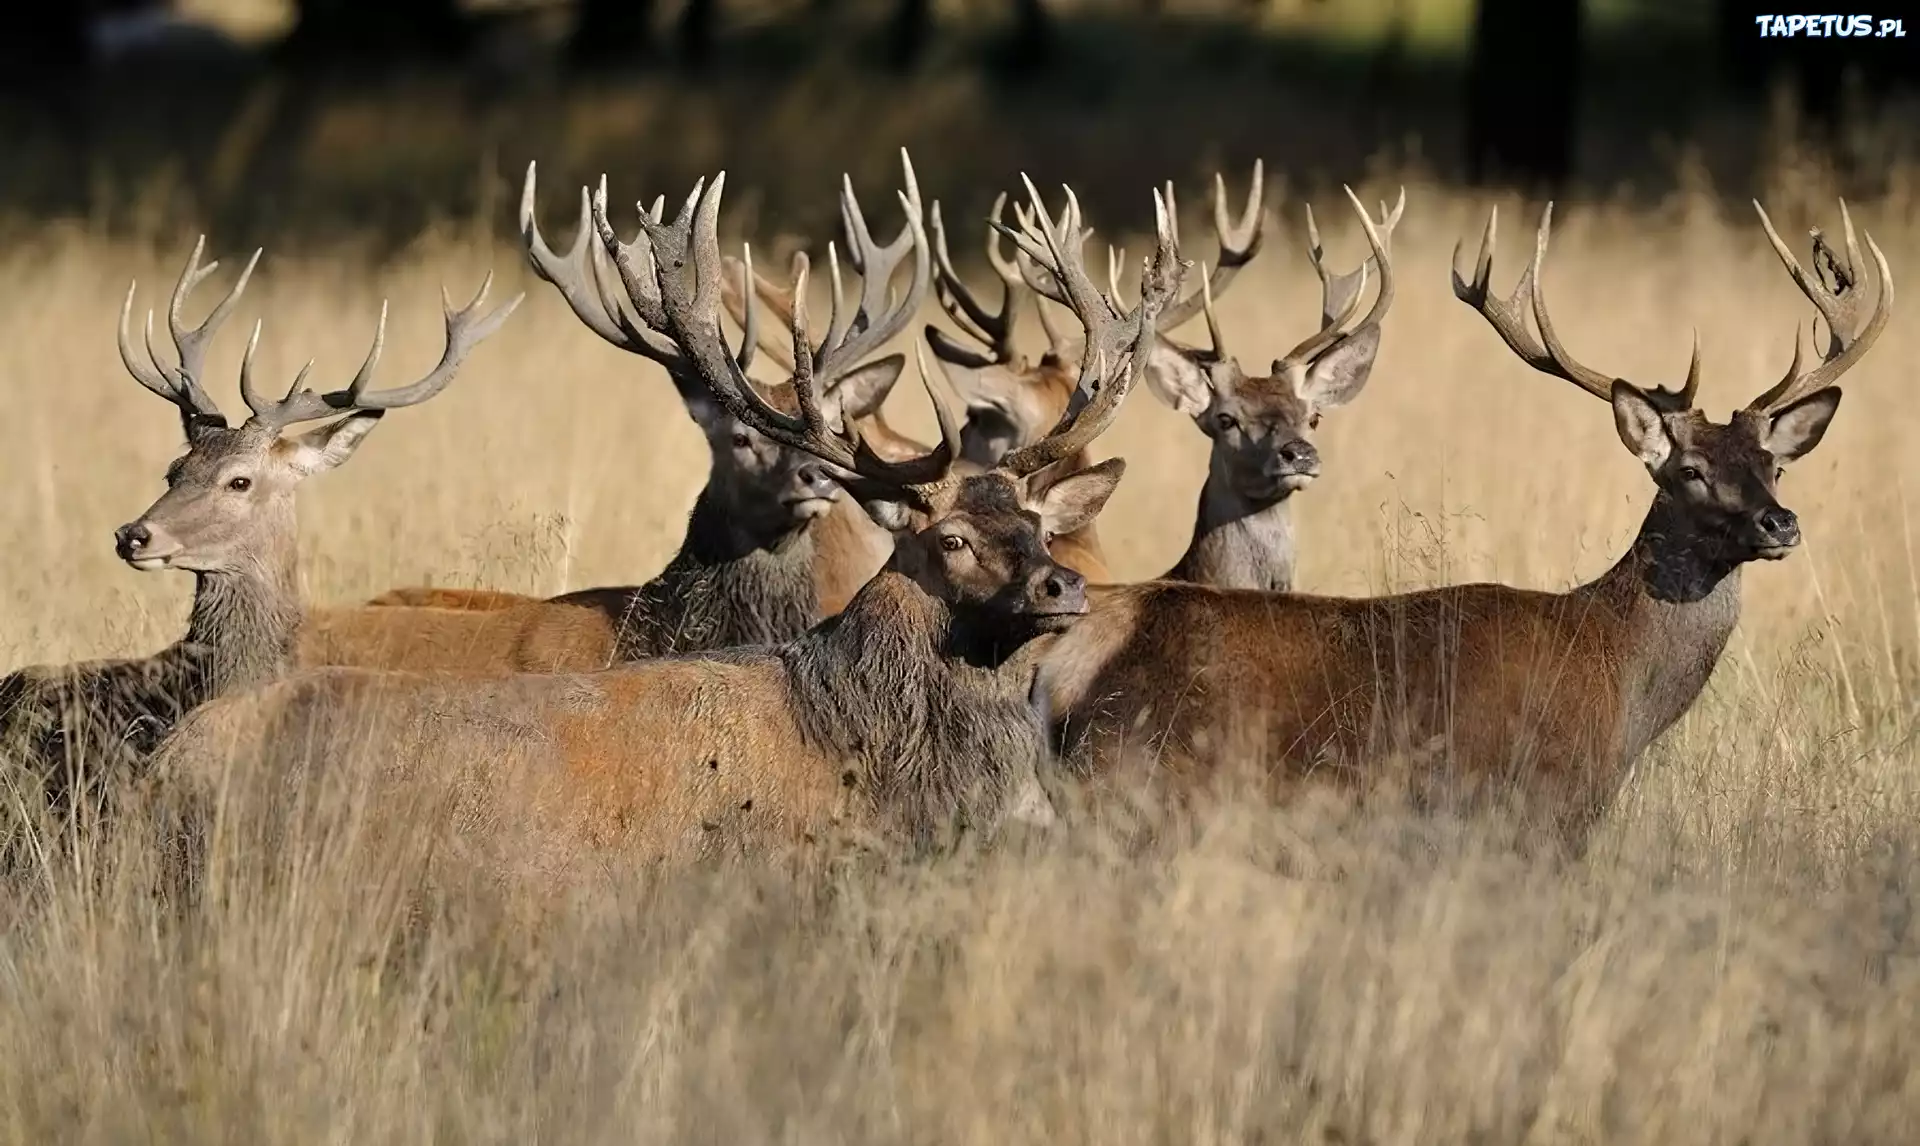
[
  {"xmin": 1580, "ymin": 491, "xmax": 1746, "ymax": 767},
  {"xmin": 779, "ymin": 572, "xmax": 1049, "ymax": 849},
  {"xmin": 1166, "ymin": 471, "xmax": 1298, "ymax": 591},
  {"xmin": 613, "ymin": 490, "xmax": 822, "ymax": 659},
  {"xmin": 182, "ymin": 554, "xmax": 306, "ymax": 697}
]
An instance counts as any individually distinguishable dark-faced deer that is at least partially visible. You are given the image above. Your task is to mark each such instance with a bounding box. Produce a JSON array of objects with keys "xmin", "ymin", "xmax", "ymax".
[
  {"xmin": 1138, "ymin": 183, "xmax": 1399, "ymax": 590},
  {"xmin": 0, "ymin": 239, "xmax": 518, "ymax": 814},
  {"xmin": 300, "ymin": 153, "xmax": 931, "ymax": 670},
  {"xmin": 152, "ymin": 172, "xmax": 1179, "ymax": 894},
  {"xmin": 918, "ymin": 162, "xmax": 1271, "ymax": 585},
  {"xmin": 1036, "ymin": 199, "xmax": 1888, "ymax": 845}
]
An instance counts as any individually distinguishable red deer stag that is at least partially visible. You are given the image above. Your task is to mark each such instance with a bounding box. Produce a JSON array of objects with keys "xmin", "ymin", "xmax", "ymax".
[
  {"xmin": 0, "ymin": 238, "xmax": 517, "ymax": 816},
  {"xmin": 151, "ymin": 170, "xmax": 1180, "ymax": 888},
  {"xmin": 1035, "ymin": 198, "xmax": 1888, "ymax": 843},
  {"xmin": 299, "ymin": 152, "xmax": 931, "ymax": 669},
  {"xmin": 1137, "ymin": 184, "xmax": 1400, "ymax": 589}
]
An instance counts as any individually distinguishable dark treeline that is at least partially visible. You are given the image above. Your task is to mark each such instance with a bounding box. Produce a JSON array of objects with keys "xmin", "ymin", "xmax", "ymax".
[{"xmin": 0, "ymin": 0, "xmax": 1914, "ymax": 246}]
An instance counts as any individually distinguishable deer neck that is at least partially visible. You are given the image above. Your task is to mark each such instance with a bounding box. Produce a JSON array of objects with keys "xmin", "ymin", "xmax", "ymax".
[
  {"xmin": 616, "ymin": 490, "xmax": 821, "ymax": 657},
  {"xmin": 781, "ymin": 572, "xmax": 1052, "ymax": 847},
  {"xmin": 182, "ymin": 550, "xmax": 305, "ymax": 696},
  {"xmin": 1584, "ymin": 491, "xmax": 1746, "ymax": 764},
  {"xmin": 1166, "ymin": 466, "xmax": 1298, "ymax": 590}
]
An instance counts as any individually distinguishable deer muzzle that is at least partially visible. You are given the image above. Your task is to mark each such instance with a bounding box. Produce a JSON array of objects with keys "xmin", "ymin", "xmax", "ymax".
[
  {"xmin": 1747, "ymin": 505, "xmax": 1801, "ymax": 558},
  {"xmin": 1018, "ymin": 563, "xmax": 1088, "ymax": 624},
  {"xmin": 114, "ymin": 520, "xmax": 181, "ymax": 571}
]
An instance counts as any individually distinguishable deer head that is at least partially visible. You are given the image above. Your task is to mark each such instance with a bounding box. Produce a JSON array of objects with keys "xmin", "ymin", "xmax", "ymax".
[
  {"xmin": 1453, "ymin": 199, "xmax": 1890, "ymax": 566},
  {"xmin": 112, "ymin": 238, "xmax": 520, "ymax": 575},
  {"xmin": 605, "ymin": 168, "xmax": 1182, "ymax": 645},
  {"xmin": 1142, "ymin": 179, "xmax": 1399, "ymax": 506},
  {"xmin": 522, "ymin": 154, "xmax": 929, "ymax": 550}
]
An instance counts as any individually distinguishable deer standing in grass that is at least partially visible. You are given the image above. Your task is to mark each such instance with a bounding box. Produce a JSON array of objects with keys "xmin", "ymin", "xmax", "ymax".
[
  {"xmin": 0, "ymin": 239, "xmax": 517, "ymax": 814},
  {"xmin": 300, "ymin": 153, "xmax": 932, "ymax": 669},
  {"xmin": 152, "ymin": 171, "xmax": 1179, "ymax": 887},
  {"xmin": 1035, "ymin": 199, "xmax": 1888, "ymax": 843}
]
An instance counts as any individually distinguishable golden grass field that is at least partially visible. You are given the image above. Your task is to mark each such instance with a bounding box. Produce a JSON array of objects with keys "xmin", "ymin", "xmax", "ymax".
[{"xmin": 2, "ymin": 161, "xmax": 1919, "ymax": 1141}]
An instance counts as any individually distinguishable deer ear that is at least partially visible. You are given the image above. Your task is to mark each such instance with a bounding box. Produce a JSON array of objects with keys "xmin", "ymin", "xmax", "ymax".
[
  {"xmin": 857, "ymin": 496, "xmax": 916, "ymax": 534},
  {"xmin": 285, "ymin": 411, "xmax": 384, "ymax": 476},
  {"xmin": 824, "ymin": 354, "xmax": 906, "ymax": 425},
  {"xmin": 1610, "ymin": 381, "xmax": 1672, "ymax": 469},
  {"xmin": 1298, "ymin": 326, "xmax": 1381, "ymax": 408},
  {"xmin": 1764, "ymin": 387, "xmax": 1841, "ymax": 463},
  {"xmin": 1142, "ymin": 342, "xmax": 1212, "ymax": 418},
  {"xmin": 1033, "ymin": 457, "xmax": 1125, "ymax": 537}
]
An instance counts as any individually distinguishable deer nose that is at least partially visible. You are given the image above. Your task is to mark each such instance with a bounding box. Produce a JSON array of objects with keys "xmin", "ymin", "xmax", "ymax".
[
  {"xmin": 1027, "ymin": 564, "xmax": 1087, "ymax": 614},
  {"xmin": 1267, "ymin": 438, "xmax": 1321, "ymax": 477},
  {"xmin": 114, "ymin": 521, "xmax": 152, "ymax": 559},
  {"xmin": 795, "ymin": 464, "xmax": 839, "ymax": 498},
  {"xmin": 1755, "ymin": 506, "xmax": 1800, "ymax": 543}
]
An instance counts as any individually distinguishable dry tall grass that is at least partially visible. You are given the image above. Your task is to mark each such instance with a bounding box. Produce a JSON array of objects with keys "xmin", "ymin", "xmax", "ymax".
[{"xmin": 3, "ymin": 166, "xmax": 1920, "ymax": 1142}]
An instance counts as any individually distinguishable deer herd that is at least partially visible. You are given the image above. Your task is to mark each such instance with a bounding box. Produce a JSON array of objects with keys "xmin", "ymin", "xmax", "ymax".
[{"xmin": 0, "ymin": 148, "xmax": 1893, "ymax": 891}]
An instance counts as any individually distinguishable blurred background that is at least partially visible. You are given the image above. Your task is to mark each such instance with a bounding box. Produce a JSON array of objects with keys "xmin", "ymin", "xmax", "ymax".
[{"xmin": 4, "ymin": 0, "xmax": 1917, "ymax": 248}]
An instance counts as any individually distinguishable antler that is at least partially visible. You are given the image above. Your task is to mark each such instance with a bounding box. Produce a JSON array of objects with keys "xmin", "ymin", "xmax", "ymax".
[
  {"xmin": 524, "ymin": 161, "xmax": 766, "ymax": 385},
  {"xmin": 1268, "ymin": 185, "xmax": 1403, "ymax": 367},
  {"xmin": 635, "ymin": 169, "xmax": 965, "ymax": 497},
  {"xmin": 1746, "ymin": 198, "xmax": 1894, "ymax": 413},
  {"xmin": 118, "ymin": 236, "xmax": 262, "ymax": 428},
  {"xmin": 925, "ymin": 192, "xmax": 1033, "ymax": 369},
  {"xmin": 1153, "ymin": 159, "xmax": 1268, "ymax": 334},
  {"xmin": 809, "ymin": 149, "xmax": 931, "ymax": 385},
  {"xmin": 239, "ymin": 274, "xmax": 523, "ymax": 431},
  {"xmin": 1452, "ymin": 202, "xmax": 1700, "ymax": 412},
  {"xmin": 993, "ymin": 177, "xmax": 1186, "ymax": 477}
]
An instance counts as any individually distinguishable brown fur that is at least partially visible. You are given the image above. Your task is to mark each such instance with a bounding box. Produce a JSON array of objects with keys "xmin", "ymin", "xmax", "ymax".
[
  {"xmin": 1042, "ymin": 396, "xmax": 1844, "ymax": 847},
  {"xmin": 154, "ymin": 462, "xmax": 1125, "ymax": 899}
]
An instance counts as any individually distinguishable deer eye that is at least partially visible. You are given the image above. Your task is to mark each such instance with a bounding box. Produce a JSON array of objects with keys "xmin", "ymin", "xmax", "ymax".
[
  {"xmin": 226, "ymin": 476, "xmax": 252, "ymax": 492},
  {"xmin": 730, "ymin": 432, "xmax": 752, "ymax": 450},
  {"xmin": 1214, "ymin": 413, "xmax": 1238, "ymax": 432},
  {"xmin": 1308, "ymin": 412, "xmax": 1322, "ymax": 430},
  {"xmin": 939, "ymin": 534, "xmax": 967, "ymax": 553},
  {"xmin": 1677, "ymin": 466, "xmax": 1703, "ymax": 484}
]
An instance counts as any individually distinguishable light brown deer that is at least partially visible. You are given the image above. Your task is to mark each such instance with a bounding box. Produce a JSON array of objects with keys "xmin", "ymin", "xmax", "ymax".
[
  {"xmin": 917, "ymin": 162, "xmax": 1270, "ymax": 584},
  {"xmin": 1138, "ymin": 185, "xmax": 1401, "ymax": 589},
  {"xmin": 0, "ymin": 239, "xmax": 518, "ymax": 816},
  {"xmin": 1036, "ymin": 199, "xmax": 1889, "ymax": 844},
  {"xmin": 151, "ymin": 171, "xmax": 1180, "ymax": 891},
  {"xmin": 298, "ymin": 153, "xmax": 932, "ymax": 670}
]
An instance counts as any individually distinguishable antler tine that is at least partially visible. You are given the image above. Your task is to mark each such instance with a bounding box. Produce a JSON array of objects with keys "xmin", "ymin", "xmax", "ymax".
[
  {"xmin": 720, "ymin": 251, "xmax": 801, "ymax": 373},
  {"xmin": 1000, "ymin": 185, "xmax": 1185, "ymax": 478},
  {"xmin": 1748, "ymin": 198, "xmax": 1895, "ymax": 412},
  {"xmin": 647, "ymin": 172, "xmax": 955, "ymax": 491},
  {"xmin": 1523, "ymin": 203, "xmax": 1650, "ymax": 404},
  {"xmin": 1453, "ymin": 204, "xmax": 1646, "ymax": 406},
  {"xmin": 118, "ymin": 280, "xmax": 220, "ymax": 423},
  {"xmin": 925, "ymin": 196, "xmax": 1021, "ymax": 369},
  {"xmin": 812, "ymin": 149, "xmax": 932, "ymax": 385},
  {"xmin": 1451, "ymin": 206, "xmax": 1550, "ymax": 367},
  {"xmin": 1275, "ymin": 185, "xmax": 1397, "ymax": 367},
  {"xmin": 247, "ymin": 274, "xmax": 523, "ymax": 430},
  {"xmin": 167, "ymin": 236, "xmax": 261, "ymax": 411},
  {"xmin": 1153, "ymin": 159, "xmax": 1268, "ymax": 333},
  {"xmin": 1303, "ymin": 185, "xmax": 1405, "ymax": 334}
]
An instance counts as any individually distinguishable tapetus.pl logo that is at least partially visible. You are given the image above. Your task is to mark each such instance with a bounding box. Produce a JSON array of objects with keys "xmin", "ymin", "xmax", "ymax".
[{"xmin": 1753, "ymin": 14, "xmax": 1906, "ymax": 37}]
